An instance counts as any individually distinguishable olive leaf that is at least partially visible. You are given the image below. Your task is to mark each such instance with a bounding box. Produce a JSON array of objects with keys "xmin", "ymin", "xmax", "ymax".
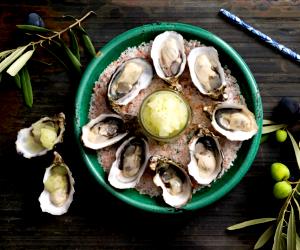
[
  {"xmin": 293, "ymin": 197, "xmax": 300, "ymax": 218},
  {"xmin": 296, "ymin": 233, "xmax": 300, "ymax": 250},
  {"xmin": 0, "ymin": 49, "xmax": 15, "ymax": 60},
  {"xmin": 272, "ymin": 218, "xmax": 284, "ymax": 250},
  {"xmin": 280, "ymin": 234, "xmax": 287, "ymax": 250},
  {"xmin": 59, "ymin": 39, "xmax": 81, "ymax": 73},
  {"xmin": 6, "ymin": 49, "xmax": 35, "ymax": 76},
  {"xmin": 16, "ymin": 24, "xmax": 53, "ymax": 33},
  {"xmin": 20, "ymin": 66, "xmax": 33, "ymax": 107},
  {"xmin": 287, "ymin": 131, "xmax": 300, "ymax": 171},
  {"xmin": 68, "ymin": 29, "xmax": 80, "ymax": 60},
  {"xmin": 77, "ymin": 26, "xmax": 96, "ymax": 57},
  {"xmin": 227, "ymin": 218, "xmax": 276, "ymax": 230},
  {"xmin": 263, "ymin": 119, "xmax": 276, "ymax": 125},
  {"xmin": 13, "ymin": 73, "xmax": 21, "ymax": 89},
  {"xmin": 262, "ymin": 124, "xmax": 287, "ymax": 134},
  {"xmin": 254, "ymin": 225, "xmax": 275, "ymax": 249},
  {"xmin": 287, "ymin": 206, "xmax": 296, "ymax": 250},
  {"xmin": 0, "ymin": 45, "xmax": 28, "ymax": 73}
]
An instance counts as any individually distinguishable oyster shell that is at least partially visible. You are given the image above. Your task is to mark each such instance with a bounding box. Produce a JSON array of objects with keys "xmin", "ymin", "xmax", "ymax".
[
  {"xmin": 107, "ymin": 58, "xmax": 153, "ymax": 106},
  {"xmin": 151, "ymin": 31, "xmax": 186, "ymax": 86},
  {"xmin": 81, "ymin": 113, "xmax": 128, "ymax": 150},
  {"xmin": 188, "ymin": 47, "xmax": 226, "ymax": 99},
  {"xmin": 38, "ymin": 152, "xmax": 75, "ymax": 215},
  {"xmin": 108, "ymin": 136, "xmax": 149, "ymax": 189},
  {"xmin": 16, "ymin": 113, "xmax": 65, "ymax": 158},
  {"xmin": 149, "ymin": 156, "xmax": 192, "ymax": 208},
  {"xmin": 188, "ymin": 129, "xmax": 223, "ymax": 185},
  {"xmin": 211, "ymin": 103, "xmax": 258, "ymax": 141}
]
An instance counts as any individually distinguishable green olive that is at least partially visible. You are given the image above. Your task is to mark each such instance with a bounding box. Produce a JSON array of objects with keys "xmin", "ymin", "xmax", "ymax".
[
  {"xmin": 276, "ymin": 129, "xmax": 287, "ymax": 143},
  {"xmin": 271, "ymin": 162, "xmax": 290, "ymax": 181},
  {"xmin": 273, "ymin": 181, "xmax": 292, "ymax": 199}
]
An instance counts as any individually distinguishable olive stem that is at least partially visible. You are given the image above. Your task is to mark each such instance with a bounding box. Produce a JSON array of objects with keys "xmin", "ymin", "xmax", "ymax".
[{"xmin": 29, "ymin": 11, "xmax": 96, "ymax": 47}]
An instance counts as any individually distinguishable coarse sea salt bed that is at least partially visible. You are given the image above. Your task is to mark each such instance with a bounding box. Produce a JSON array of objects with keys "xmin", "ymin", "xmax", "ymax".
[{"xmin": 89, "ymin": 40, "xmax": 245, "ymax": 197}]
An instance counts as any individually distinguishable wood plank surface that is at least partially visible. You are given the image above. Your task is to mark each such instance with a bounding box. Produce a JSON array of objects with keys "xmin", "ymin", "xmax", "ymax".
[{"xmin": 0, "ymin": 0, "xmax": 300, "ymax": 249}]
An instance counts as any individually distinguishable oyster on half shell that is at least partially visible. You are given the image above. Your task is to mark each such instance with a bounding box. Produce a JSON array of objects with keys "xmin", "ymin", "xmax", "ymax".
[
  {"xmin": 151, "ymin": 31, "xmax": 186, "ymax": 87},
  {"xmin": 188, "ymin": 129, "xmax": 223, "ymax": 185},
  {"xmin": 81, "ymin": 113, "xmax": 128, "ymax": 150},
  {"xmin": 107, "ymin": 58, "xmax": 153, "ymax": 107},
  {"xmin": 149, "ymin": 156, "xmax": 192, "ymax": 208},
  {"xmin": 211, "ymin": 103, "xmax": 258, "ymax": 141},
  {"xmin": 16, "ymin": 113, "xmax": 65, "ymax": 158},
  {"xmin": 188, "ymin": 47, "xmax": 226, "ymax": 99},
  {"xmin": 108, "ymin": 136, "xmax": 150, "ymax": 189},
  {"xmin": 38, "ymin": 152, "xmax": 75, "ymax": 216}
]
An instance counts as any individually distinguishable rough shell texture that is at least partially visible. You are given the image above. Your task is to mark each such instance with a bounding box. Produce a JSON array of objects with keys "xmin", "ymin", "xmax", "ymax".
[
  {"xmin": 16, "ymin": 113, "xmax": 65, "ymax": 159},
  {"xmin": 107, "ymin": 58, "xmax": 153, "ymax": 106},
  {"xmin": 188, "ymin": 129, "xmax": 223, "ymax": 185},
  {"xmin": 81, "ymin": 113, "xmax": 128, "ymax": 150},
  {"xmin": 211, "ymin": 103, "xmax": 258, "ymax": 141},
  {"xmin": 151, "ymin": 31, "xmax": 186, "ymax": 83},
  {"xmin": 108, "ymin": 136, "xmax": 150, "ymax": 189},
  {"xmin": 187, "ymin": 47, "xmax": 226, "ymax": 99},
  {"xmin": 38, "ymin": 152, "xmax": 75, "ymax": 216},
  {"xmin": 150, "ymin": 155, "xmax": 192, "ymax": 208}
]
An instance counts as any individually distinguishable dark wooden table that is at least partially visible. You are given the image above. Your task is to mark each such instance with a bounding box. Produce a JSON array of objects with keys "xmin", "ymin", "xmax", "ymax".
[{"xmin": 1, "ymin": 1, "xmax": 299, "ymax": 249}]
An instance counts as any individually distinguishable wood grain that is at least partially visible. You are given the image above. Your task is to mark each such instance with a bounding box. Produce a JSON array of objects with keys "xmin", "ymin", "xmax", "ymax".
[{"xmin": 0, "ymin": 0, "xmax": 300, "ymax": 249}]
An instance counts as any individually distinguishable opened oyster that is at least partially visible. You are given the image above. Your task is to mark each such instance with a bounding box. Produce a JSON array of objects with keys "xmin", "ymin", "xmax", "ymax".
[
  {"xmin": 108, "ymin": 136, "xmax": 149, "ymax": 189},
  {"xmin": 107, "ymin": 58, "xmax": 153, "ymax": 107},
  {"xmin": 188, "ymin": 129, "xmax": 223, "ymax": 185},
  {"xmin": 149, "ymin": 156, "xmax": 192, "ymax": 208},
  {"xmin": 81, "ymin": 113, "xmax": 128, "ymax": 150},
  {"xmin": 211, "ymin": 103, "xmax": 258, "ymax": 141},
  {"xmin": 38, "ymin": 152, "xmax": 75, "ymax": 215},
  {"xmin": 16, "ymin": 113, "xmax": 65, "ymax": 158},
  {"xmin": 151, "ymin": 31, "xmax": 186, "ymax": 86},
  {"xmin": 188, "ymin": 47, "xmax": 226, "ymax": 99}
]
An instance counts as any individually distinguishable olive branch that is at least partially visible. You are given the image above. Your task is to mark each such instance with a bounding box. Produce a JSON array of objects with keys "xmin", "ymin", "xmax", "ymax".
[
  {"xmin": 227, "ymin": 120, "xmax": 300, "ymax": 249},
  {"xmin": 0, "ymin": 11, "xmax": 97, "ymax": 107}
]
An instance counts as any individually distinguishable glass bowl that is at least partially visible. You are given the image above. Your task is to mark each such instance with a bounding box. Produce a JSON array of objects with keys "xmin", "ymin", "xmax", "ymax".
[
  {"xmin": 138, "ymin": 89, "xmax": 192, "ymax": 142},
  {"xmin": 74, "ymin": 22, "xmax": 263, "ymax": 214}
]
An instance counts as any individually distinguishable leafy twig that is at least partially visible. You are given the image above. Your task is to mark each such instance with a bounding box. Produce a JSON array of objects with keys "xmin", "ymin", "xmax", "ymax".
[
  {"xmin": 228, "ymin": 120, "xmax": 300, "ymax": 249},
  {"xmin": 0, "ymin": 11, "xmax": 96, "ymax": 107}
]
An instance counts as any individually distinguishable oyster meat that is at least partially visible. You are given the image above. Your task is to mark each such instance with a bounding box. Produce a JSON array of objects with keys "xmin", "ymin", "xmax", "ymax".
[
  {"xmin": 38, "ymin": 152, "xmax": 75, "ymax": 215},
  {"xmin": 81, "ymin": 113, "xmax": 128, "ymax": 150},
  {"xmin": 151, "ymin": 31, "xmax": 186, "ymax": 85},
  {"xmin": 149, "ymin": 156, "xmax": 192, "ymax": 208},
  {"xmin": 188, "ymin": 47, "xmax": 226, "ymax": 99},
  {"xmin": 211, "ymin": 103, "xmax": 258, "ymax": 141},
  {"xmin": 16, "ymin": 113, "xmax": 65, "ymax": 158},
  {"xmin": 108, "ymin": 136, "xmax": 149, "ymax": 189},
  {"xmin": 188, "ymin": 129, "xmax": 223, "ymax": 185},
  {"xmin": 107, "ymin": 58, "xmax": 153, "ymax": 106}
]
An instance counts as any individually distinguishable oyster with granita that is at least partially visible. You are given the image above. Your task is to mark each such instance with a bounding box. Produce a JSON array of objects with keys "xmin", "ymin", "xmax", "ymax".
[
  {"xmin": 149, "ymin": 156, "xmax": 192, "ymax": 208},
  {"xmin": 81, "ymin": 113, "xmax": 128, "ymax": 150},
  {"xmin": 108, "ymin": 136, "xmax": 150, "ymax": 189},
  {"xmin": 188, "ymin": 129, "xmax": 223, "ymax": 185},
  {"xmin": 39, "ymin": 152, "xmax": 75, "ymax": 216},
  {"xmin": 107, "ymin": 58, "xmax": 153, "ymax": 110},
  {"xmin": 16, "ymin": 113, "xmax": 65, "ymax": 158},
  {"xmin": 211, "ymin": 103, "xmax": 258, "ymax": 141},
  {"xmin": 151, "ymin": 31, "xmax": 186, "ymax": 87},
  {"xmin": 188, "ymin": 47, "xmax": 226, "ymax": 99}
]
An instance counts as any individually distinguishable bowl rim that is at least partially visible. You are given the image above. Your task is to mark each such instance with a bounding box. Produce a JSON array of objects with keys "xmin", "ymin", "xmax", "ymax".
[{"xmin": 74, "ymin": 22, "xmax": 263, "ymax": 214}]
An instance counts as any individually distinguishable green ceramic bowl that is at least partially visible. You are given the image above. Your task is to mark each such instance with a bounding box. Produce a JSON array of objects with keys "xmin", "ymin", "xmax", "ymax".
[{"xmin": 74, "ymin": 22, "xmax": 263, "ymax": 214}]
